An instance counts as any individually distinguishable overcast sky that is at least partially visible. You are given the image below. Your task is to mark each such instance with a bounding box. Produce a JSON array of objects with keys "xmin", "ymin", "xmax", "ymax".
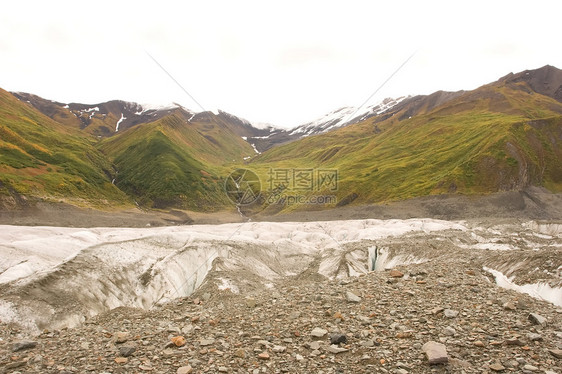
[{"xmin": 1, "ymin": 1, "xmax": 560, "ymax": 128}]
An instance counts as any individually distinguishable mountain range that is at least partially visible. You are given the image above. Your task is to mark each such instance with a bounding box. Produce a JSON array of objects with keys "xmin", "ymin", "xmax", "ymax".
[{"xmin": 1, "ymin": 65, "xmax": 561, "ymax": 213}]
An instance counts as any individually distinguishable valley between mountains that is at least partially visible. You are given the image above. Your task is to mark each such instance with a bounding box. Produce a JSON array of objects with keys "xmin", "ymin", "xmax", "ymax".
[
  {"xmin": 0, "ymin": 65, "xmax": 562, "ymax": 374},
  {"xmin": 1, "ymin": 65, "xmax": 562, "ymax": 219}
]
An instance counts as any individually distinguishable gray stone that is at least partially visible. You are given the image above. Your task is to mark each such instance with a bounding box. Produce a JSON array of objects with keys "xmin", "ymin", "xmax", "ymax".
[
  {"xmin": 422, "ymin": 341, "xmax": 448, "ymax": 364},
  {"xmin": 522, "ymin": 364, "xmax": 538, "ymax": 371},
  {"xmin": 502, "ymin": 301, "xmax": 516, "ymax": 310},
  {"xmin": 548, "ymin": 348, "xmax": 562, "ymax": 359},
  {"xmin": 345, "ymin": 291, "xmax": 361, "ymax": 303},
  {"xmin": 326, "ymin": 344, "xmax": 348, "ymax": 354},
  {"xmin": 526, "ymin": 333, "xmax": 542, "ymax": 341},
  {"xmin": 200, "ymin": 338, "xmax": 215, "ymax": 346},
  {"xmin": 272, "ymin": 345, "xmax": 286, "ymax": 353},
  {"xmin": 443, "ymin": 309, "xmax": 459, "ymax": 318},
  {"xmin": 359, "ymin": 340, "xmax": 374, "ymax": 347},
  {"xmin": 443, "ymin": 326, "xmax": 456, "ymax": 336},
  {"xmin": 12, "ymin": 340, "xmax": 38, "ymax": 352},
  {"xmin": 506, "ymin": 337, "xmax": 524, "ymax": 346},
  {"xmin": 489, "ymin": 363, "xmax": 505, "ymax": 371},
  {"xmin": 311, "ymin": 327, "xmax": 328, "ymax": 338},
  {"xmin": 528, "ymin": 313, "xmax": 546, "ymax": 325},
  {"xmin": 118, "ymin": 345, "xmax": 136, "ymax": 357},
  {"xmin": 504, "ymin": 359, "xmax": 519, "ymax": 368},
  {"xmin": 308, "ymin": 341, "xmax": 321, "ymax": 350}
]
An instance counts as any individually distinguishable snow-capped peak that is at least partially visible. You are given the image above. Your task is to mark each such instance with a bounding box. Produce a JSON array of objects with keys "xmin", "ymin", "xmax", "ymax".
[
  {"xmin": 137, "ymin": 102, "xmax": 182, "ymax": 114},
  {"xmin": 290, "ymin": 96, "xmax": 409, "ymax": 137}
]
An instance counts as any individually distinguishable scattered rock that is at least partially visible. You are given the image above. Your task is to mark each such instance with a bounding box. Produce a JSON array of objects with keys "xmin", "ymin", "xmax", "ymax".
[
  {"xmin": 422, "ymin": 341, "xmax": 448, "ymax": 364},
  {"xmin": 489, "ymin": 362, "xmax": 505, "ymax": 371},
  {"xmin": 199, "ymin": 338, "xmax": 215, "ymax": 346},
  {"xmin": 330, "ymin": 333, "xmax": 347, "ymax": 345},
  {"xmin": 309, "ymin": 341, "xmax": 322, "ymax": 350},
  {"xmin": 506, "ymin": 337, "xmax": 524, "ymax": 346},
  {"xmin": 326, "ymin": 344, "xmax": 349, "ymax": 354},
  {"xmin": 177, "ymin": 366, "xmax": 193, "ymax": 374},
  {"xmin": 443, "ymin": 309, "xmax": 459, "ymax": 318},
  {"xmin": 311, "ymin": 327, "xmax": 328, "ymax": 338},
  {"xmin": 430, "ymin": 307, "xmax": 444, "ymax": 315},
  {"xmin": 390, "ymin": 269, "xmax": 404, "ymax": 278},
  {"xmin": 171, "ymin": 336, "xmax": 186, "ymax": 347},
  {"xmin": 503, "ymin": 301, "xmax": 516, "ymax": 310},
  {"xmin": 245, "ymin": 297, "xmax": 257, "ymax": 308},
  {"xmin": 114, "ymin": 331, "xmax": 130, "ymax": 344},
  {"xmin": 1, "ymin": 225, "xmax": 560, "ymax": 374},
  {"xmin": 4, "ymin": 360, "xmax": 26, "ymax": 370},
  {"xmin": 548, "ymin": 348, "xmax": 562, "ymax": 359},
  {"xmin": 12, "ymin": 340, "xmax": 38, "ymax": 352},
  {"xmin": 118, "ymin": 344, "xmax": 136, "ymax": 357},
  {"xmin": 526, "ymin": 333, "xmax": 542, "ymax": 341},
  {"xmin": 345, "ymin": 291, "xmax": 361, "ymax": 303},
  {"xmin": 442, "ymin": 326, "xmax": 456, "ymax": 336},
  {"xmin": 272, "ymin": 345, "xmax": 286, "ymax": 353},
  {"xmin": 523, "ymin": 364, "xmax": 538, "ymax": 371},
  {"xmin": 528, "ymin": 313, "xmax": 546, "ymax": 325}
]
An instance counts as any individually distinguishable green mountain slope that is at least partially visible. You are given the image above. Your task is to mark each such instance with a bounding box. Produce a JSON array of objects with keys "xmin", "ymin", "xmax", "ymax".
[
  {"xmin": 0, "ymin": 89, "xmax": 129, "ymax": 208},
  {"xmin": 249, "ymin": 66, "xmax": 562, "ymax": 209},
  {"xmin": 98, "ymin": 109, "xmax": 257, "ymax": 209},
  {"xmin": 1, "ymin": 65, "xmax": 561, "ymax": 213}
]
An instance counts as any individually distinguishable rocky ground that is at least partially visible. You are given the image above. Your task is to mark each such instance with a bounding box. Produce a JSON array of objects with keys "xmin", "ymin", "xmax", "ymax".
[
  {"xmin": 2, "ymin": 187, "xmax": 562, "ymax": 227},
  {"xmin": 1, "ymin": 248, "xmax": 561, "ymax": 374}
]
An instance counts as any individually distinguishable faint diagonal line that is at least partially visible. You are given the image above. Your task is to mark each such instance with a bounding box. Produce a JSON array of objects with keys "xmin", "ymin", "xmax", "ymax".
[
  {"xmin": 146, "ymin": 51, "xmax": 207, "ymax": 112},
  {"xmin": 340, "ymin": 51, "xmax": 417, "ymax": 125},
  {"xmin": 317, "ymin": 222, "xmax": 345, "ymax": 250},
  {"xmin": 145, "ymin": 51, "xmax": 253, "ymax": 308}
]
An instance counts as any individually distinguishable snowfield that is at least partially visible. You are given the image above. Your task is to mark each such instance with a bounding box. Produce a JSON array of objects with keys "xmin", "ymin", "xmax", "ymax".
[{"xmin": 0, "ymin": 219, "xmax": 560, "ymax": 333}]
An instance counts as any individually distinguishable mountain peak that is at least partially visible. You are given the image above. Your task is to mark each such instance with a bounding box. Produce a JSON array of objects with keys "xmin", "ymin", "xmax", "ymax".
[
  {"xmin": 500, "ymin": 65, "xmax": 562, "ymax": 102},
  {"xmin": 288, "ymin": 96, "xmax": 409, "ymax": 137}
]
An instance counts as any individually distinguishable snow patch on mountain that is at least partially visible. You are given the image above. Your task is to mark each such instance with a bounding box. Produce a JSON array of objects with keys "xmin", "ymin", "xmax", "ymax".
[
  {"xmin": 290, "ymin": 96, "xmax": 409, "ymax": 137},
  {"xmin": 115, "ymin": 113, "xmax": 125, "ymax": 132}
]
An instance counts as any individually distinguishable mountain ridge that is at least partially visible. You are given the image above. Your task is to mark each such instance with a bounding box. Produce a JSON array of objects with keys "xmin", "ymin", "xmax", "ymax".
[{"xmin": 1, "ymin": 65, "xmax": 562, "ymax": 213}]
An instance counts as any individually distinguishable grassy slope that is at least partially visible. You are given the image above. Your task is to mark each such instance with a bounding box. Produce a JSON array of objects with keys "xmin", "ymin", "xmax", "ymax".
[
  {"xmin": 98, "ymin": 111, "xmax": 256, "ymax": 210},
  {"xmin": 0, "ymin": 89, "xmax": 129, "ymax": 207},
  {"xmin": 250, "ymin": 81, "xmax": 562, "ymax": 209},
  {"xmin": 2, "ymin": 71, "xmax": 561, "ymax": 213}
]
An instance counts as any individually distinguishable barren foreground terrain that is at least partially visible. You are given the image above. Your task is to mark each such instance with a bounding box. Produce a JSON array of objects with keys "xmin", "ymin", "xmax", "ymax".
[{"xmin": 0, "ymin": 217, "xmax": 561, "ymax": 373}]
